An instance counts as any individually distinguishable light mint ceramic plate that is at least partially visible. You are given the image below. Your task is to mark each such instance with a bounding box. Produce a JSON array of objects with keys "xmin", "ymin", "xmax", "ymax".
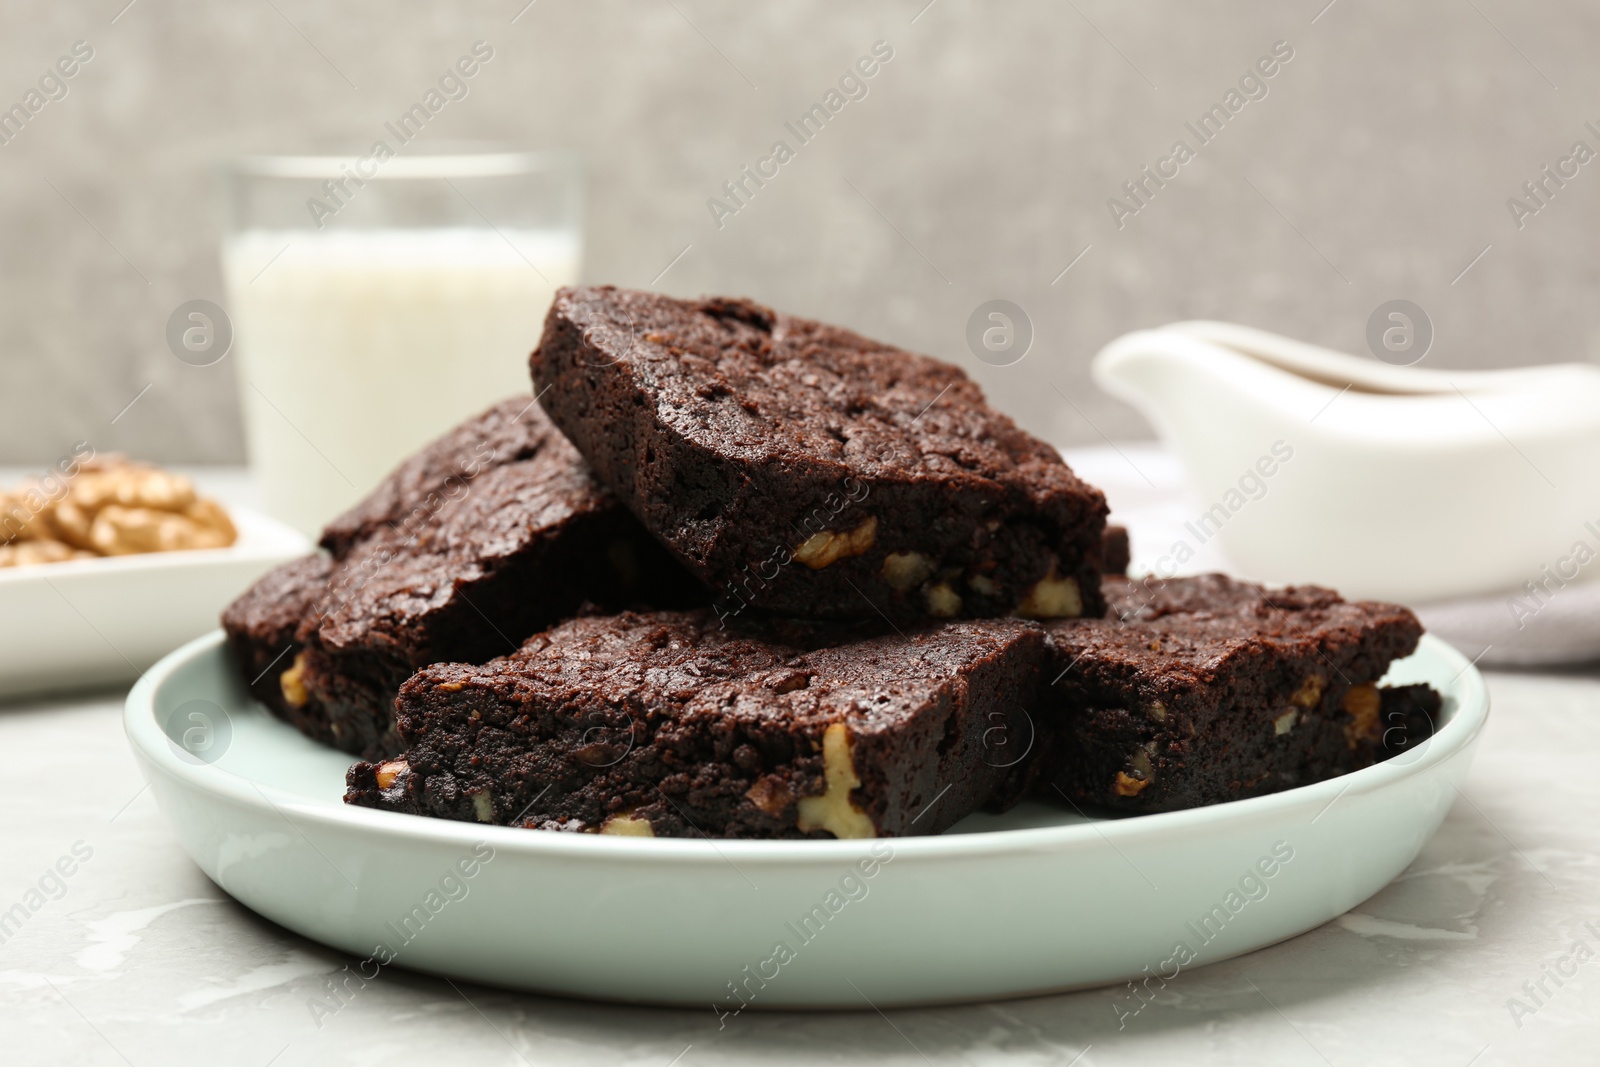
[{"xmin": 126, "ymin": 630, "xmax": 1487, "ymax": 1009}]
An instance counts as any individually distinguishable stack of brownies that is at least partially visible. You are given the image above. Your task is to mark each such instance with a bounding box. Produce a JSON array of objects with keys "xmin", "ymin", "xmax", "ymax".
[{"xmin": 224, "ymin": 287, "xmax": 1440, "ymax": 839}]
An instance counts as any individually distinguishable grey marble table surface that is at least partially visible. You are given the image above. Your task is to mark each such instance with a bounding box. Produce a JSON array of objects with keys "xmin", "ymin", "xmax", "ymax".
[{"xmin": 3, "ymin": 462, "xmax": 1598, "ymax": 1065}]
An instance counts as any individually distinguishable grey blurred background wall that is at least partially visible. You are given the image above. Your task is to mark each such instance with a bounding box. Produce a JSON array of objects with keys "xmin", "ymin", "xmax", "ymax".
[{"xmin": 1, "ymin": 0, "xmax": 1595, "ymax": 464}]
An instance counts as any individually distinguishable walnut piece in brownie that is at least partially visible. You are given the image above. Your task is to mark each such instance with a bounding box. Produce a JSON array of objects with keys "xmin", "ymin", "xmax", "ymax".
[
  {"xmin": 531, "ymin": 286, "xmax": 1108, "ymax": 625},
  {"xmin": 345, "ymin": 610, "xmax": 1046, "ymax": 839},
  {"xmin": 221, "ymin": 553, "xmax": 334, "ymax": 746},
  {"xmin": 1039, "ymin": 574, "xmax": 1440, "ymax": 812}
]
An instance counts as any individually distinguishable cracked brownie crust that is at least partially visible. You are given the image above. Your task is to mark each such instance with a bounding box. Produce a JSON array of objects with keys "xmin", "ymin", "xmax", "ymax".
[
  {"xmin": 531, "ymin": 286, "xmax": 1108, "ymax": 625},
  {"xmin": 223, "ymin": 399, "xmax": 705, "ymax": 762},
  {"xmin": 300, "ymin": 432, "xmax": 706, "ymax": 761},
  {"xmin": 345, "ymin": 610, "xmax": 1047, "ymax": 839},
  {"xmin": 1038, "ymin": 573, "xmax": 1438, "ymax": 812}
]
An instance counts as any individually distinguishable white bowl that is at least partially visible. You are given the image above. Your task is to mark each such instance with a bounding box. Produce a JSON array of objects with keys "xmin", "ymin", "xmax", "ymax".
[
  {"xmin": 125, "ymin": 630, "xmax": 1487, "ymax": 1009},
  {"xmin": 0, "ymin": 509, "xmax": 308, "ymax": 699}
]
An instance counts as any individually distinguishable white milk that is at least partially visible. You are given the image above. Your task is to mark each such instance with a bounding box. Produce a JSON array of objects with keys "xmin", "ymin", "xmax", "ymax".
[{"xmin": 223, "ymin": 228, "xmax": 579, "ymax": 535}]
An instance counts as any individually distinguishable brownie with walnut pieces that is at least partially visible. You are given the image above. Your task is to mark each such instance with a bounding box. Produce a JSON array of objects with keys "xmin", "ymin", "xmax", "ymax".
[
  {"xmin": 530, "ymin": 286, "xmax": 1108, "ymax": 625},
  {"xmin": 344, "ymin": 610, "xmax": 1046, "ymax": 839},
  {"xmin": 296, "ymin": 433, "xmax": 706, "ymax": 761},
  {"xmin": 222, "ymin": 398, "xmax": 705, "ymax": 762},
  {"xmin": 221, "ymin": 552, "xmax": 335, "ymax": 746},
  {"xmin": 1038, "ymin": 574, "xmax": 1440, "ymax": 813}
]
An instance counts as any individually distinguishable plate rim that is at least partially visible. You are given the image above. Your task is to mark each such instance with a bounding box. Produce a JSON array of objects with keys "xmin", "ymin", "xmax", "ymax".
[{"xmin": 127, "ymin": 629, "xmax": 1489, "ymax": 865}]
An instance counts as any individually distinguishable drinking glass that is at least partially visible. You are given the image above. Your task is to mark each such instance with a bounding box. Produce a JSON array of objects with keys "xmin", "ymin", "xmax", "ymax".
[{"xmin": 221, "ymin": 148, "xmax": 582, "ymax": 534}]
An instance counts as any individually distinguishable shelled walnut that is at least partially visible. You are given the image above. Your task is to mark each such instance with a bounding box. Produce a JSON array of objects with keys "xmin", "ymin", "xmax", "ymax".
[{"xmin": 0, "ymin": 457, "xmax": 237, "ymax": 567}]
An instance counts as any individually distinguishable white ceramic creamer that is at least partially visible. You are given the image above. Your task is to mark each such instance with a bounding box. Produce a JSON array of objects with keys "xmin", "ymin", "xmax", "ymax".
[{"xmin": 1093, "ymin": 320, "xmax": 1600, "ymax": 603}]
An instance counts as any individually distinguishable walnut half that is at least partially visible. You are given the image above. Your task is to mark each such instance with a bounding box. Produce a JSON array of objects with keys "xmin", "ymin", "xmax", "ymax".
[
  {"xmin": 793, "ymin": 516, "xmax": 877, "ymax": 569},
  {"xmin": 880, "ymin": 551, "xmax": 934, "ymax": 592},
  {"xmin": 1016, "ymin": 567, "xmax": 1082, "ymax": 619},
  {"xmin": 599, "ymin": 812, "xmax": 655, "ymax": 837},
  {"xmin": 796, "ymin": 722, "xmax": 876, "ymax": 839},
  {"xmin": 375, "ymin": 759, "xmax": 408, "ymax": 790},
  {"xmin": 1113, "ymin": 746, "xmax": 1157, "ymax": 796},
  {"xmin": 280, "ymin": 652, "xmax": 311, "ymax": 709},
  {"xmin": 1342, "ymin": 684, "xmax": 1381, "ymax": 748}
]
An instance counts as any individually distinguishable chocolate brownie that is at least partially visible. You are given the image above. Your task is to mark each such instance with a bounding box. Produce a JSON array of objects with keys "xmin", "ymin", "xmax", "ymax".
[
  {"xmin": 1038, "ymin": 574, "xmax": 1438, "ymax": 813},
  {"xmin": 221, "ymin": 553, "xmax": 335, "ymax": 745},
  {"xmin": 530, "ymin": 286, "xmax": 1108, "ymax": 625},
  {"xmin": 319, "ymin": 396, "xmax": 551, "ymax": 558},
  {"xmin": 298, "ymin": 432, "xmax": 706, "ymax": 760},
  {"xmin": 1100, "ymin": 524, "xmax": 1130, "ymax": 577},
  {"xmin": 345, "ymin": 610, "xmax": 1046, "ymax": 839}
]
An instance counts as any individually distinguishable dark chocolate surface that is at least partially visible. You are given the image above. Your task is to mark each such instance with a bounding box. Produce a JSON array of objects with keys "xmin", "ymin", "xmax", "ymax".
[
  {"xmin": 223, "ymin": 399, "xmax": 706, "ymax": 762},
  {"xmin": 1039, "ymin": 573, "xmax": 1433, "ymax": 812},
  {"xmin": 531, "ymin": 286, "xmax": 1107, "ymax": 624},
  {"xmin": 301, "ymin": 431, "xmax": 706, "ymax": 760},
  {"xmin": 346, "ymin": 610, "xmax": 1045, "ymax": 838}
]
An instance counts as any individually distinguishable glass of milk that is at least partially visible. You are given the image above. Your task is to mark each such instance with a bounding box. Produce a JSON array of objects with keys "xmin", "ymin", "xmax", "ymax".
[{"xmin": 221, "ymin": 148, "xmax": 581, "ymax": 535}]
